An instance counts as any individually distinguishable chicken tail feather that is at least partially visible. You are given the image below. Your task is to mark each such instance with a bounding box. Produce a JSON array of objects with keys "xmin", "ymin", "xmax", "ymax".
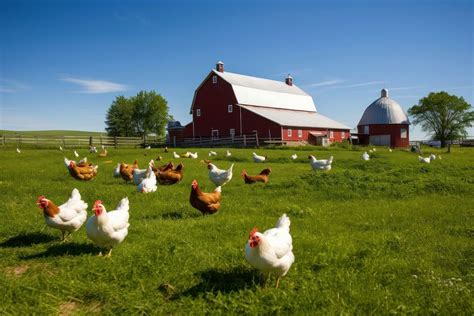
[{"xmin": 275, "ymin": 214, "xmax": 291, "ymax": 232}]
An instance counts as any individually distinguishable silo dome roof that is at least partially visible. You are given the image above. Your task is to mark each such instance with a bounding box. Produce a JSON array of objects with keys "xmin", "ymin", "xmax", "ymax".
[{"xmin": 358, "ymin": 89, "xmax": 410, "ymax": 125}]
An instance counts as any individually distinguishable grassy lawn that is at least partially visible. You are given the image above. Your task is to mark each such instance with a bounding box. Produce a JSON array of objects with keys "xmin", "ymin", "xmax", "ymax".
[
  {"xmin": 0, "ymin": 130, "xmax": 105, "ymax": 136},
  {"xmin": 0, "ymin": 145, "xmax": 472, "ymax": 314}
]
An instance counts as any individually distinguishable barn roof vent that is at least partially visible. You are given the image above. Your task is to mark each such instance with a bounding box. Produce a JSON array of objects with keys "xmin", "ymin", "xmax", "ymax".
[
  {"xmin": 285, "ymin": 74, "xmax": 293, "ymax": 86},
  {"xmin": 381, "ymin": 88, "xmax": 388, "ymax": 98},
  {"xmin": 216, "ymin": 61, "xmax": 224, "ymax": 73}
]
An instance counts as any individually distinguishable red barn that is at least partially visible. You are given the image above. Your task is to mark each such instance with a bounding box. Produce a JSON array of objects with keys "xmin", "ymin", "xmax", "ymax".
[
  {"xmin": 357, "ymin": 89, "xmax": 410, "ymax": 147},
  {"xmin": 181, "ymin": 62, "xmax": 351, "ymax": 145}
]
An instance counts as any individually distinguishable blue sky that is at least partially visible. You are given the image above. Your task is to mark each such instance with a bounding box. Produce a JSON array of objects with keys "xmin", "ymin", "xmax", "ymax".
[{"xmin": 1, "ymin": 0, "xmax": 472, "ymax": 139}]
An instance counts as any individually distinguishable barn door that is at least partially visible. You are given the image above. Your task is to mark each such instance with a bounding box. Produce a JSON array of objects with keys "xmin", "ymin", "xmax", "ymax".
[
  {"xmin": 212, "ymin": 129, "xmax": 219, "ymax": 139},
  {"xmin": 370, "ymin": 135, "xmax": 390, "ymax": 146}
]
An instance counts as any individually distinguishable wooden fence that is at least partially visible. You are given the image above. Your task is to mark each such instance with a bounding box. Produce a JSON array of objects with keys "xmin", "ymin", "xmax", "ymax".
[
  {"xmin": 169, "ymin": 133, "xmax": 284, "ymax": 148},
  {"xmin": 1, "ymin": 134, "xmax": 166, "ymax": 148}
]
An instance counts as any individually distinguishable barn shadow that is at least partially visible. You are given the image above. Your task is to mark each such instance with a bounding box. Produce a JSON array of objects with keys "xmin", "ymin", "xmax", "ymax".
[
  {"xmin": 0, "ymin": 232, "xmax": 57, "ymax": 248},
  {"xmin": 172, "ymin": 267, "xmax": 259, "ymax": 299},
  {"xmin": 20, "ymin": 242, "xmax": 100, "ymax": 259}
]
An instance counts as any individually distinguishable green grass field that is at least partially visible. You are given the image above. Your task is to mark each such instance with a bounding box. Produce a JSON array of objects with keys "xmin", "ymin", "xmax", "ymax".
[{"xmin": 0, "ymin": 145, "xmax": 472, "ymax": 314}]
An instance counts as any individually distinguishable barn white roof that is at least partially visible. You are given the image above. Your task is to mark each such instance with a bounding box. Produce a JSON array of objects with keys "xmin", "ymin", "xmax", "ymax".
[
  {"xmin": 239, "ymin": 105, "xmax": 351, "ymax": 130},
  {"xmin": 213, "ymin": 70, "xmax": 317, "ymax": 112},
  {"xmin": 358, "ymin": 89, "xmax": 410, "ymax": 125}
]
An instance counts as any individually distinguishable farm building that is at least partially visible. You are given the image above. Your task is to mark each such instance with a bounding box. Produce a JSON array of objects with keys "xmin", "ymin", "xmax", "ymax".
[
  {"xmin": 356, "ymin": 89, "xmax": 410, "ymax": 147},
  {"xmin": 173, "ymin": 61, "xmax": 351, "ymax": 145}
]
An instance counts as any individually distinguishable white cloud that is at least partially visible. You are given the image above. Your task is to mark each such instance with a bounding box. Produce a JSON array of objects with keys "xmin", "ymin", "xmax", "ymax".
[
  {"xmin": 0, "ymin": 79, "xmax": 29, "ymax": 93},
  {"xmin": 305, "ymin": 79, "xmax": 346, "ymax": 87},
  {"xmin": 339, "ymin": 81, "xmax": 385, "ymax": 88},
  {"xmin": 61, "ymin": 76, "xmax": 127, "ymax": 94}
]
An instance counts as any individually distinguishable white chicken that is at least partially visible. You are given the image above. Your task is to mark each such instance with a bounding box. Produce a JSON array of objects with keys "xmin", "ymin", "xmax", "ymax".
[
  {"xmin": 388, "ymin": 148, "xmax": 393, "ymax": 152},
  {"xmin": 291, "ymin": 154, "xmax": 298, "ymax": 160},
  {"xmin": 208, "ymin": 163, "xmax": 234, "ymax": 187},
  {"xmin": 59, "ymin": 145, "xmax": 63, "ymax": 151},
  {"xmin": 74, "ymin": 150, "xmax": 79, "ymax": 157},
  {"xmin": 36, "ymin": 188, "xmax": 88, "ymax": 241},
  {"xmin": 16, "ymin": 148, "xmax": 21, "ymax": 153},
  {"xmin": 137, "ymin": 165, "xmax": 157, "ymax": 193},
  {"xmin": 113, "ymin": 163, "xmax": 121, "ymax": 178},
  {"xmin": 308, "ymin": 155, "xmax": 333, "ymax": 171},
  {"xmin": 253, "ymin": 152, "xmax": 267, "ymax": 163},
  {"xmin": 209, "ymin": 151, "xmax": 217, "ymax": 157},
  {"xmin": 418, "ymin": 156, "xmax": 431, "ymax": 163},
  {"xmin": 362, "ymin": 152, "xmax": 370, "ymax": 161},
  {"xmin": 132, "ymin": 160, "xmax": 155, "ymax": 185},
  {"xmin": 89, "ymin": 146, "xmax": 98, "ymax": 153},
  {"xmin": 173, "ymin": 152, "xmax": 180, "ymax": 159},
  {"xmin": 189, "ymin": 152, "xmax": 198, "ymax": 159},
  {"xmin": 372, "ymin": 148, "xmax": 377, "ymax": 152},
  {"xmin": 86, "ymin": 198, "xmax": 130, "ymax": 256},
  {"xmin": 429, "ymin": 154, "xmax": 436, "ymax": 161},
  {"xmin": 225, "ymin": 150, "xmax": 232, "ymax": 158},
  {"xmin": 145, "ymin": 145, "xmax": 151, "ymax": 150},
  {"xmin": 245, "ymin": 214, "xmax": 295, "ymax": 288}
]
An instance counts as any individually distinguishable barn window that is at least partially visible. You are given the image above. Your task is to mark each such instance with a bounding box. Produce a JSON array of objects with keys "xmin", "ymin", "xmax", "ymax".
[
  {"xmin": 364, "ymin": 125, "xmax": 369, "ymax": 134},
  {"xmin": 342, "ymin": 131, "xmax": 346, "ymax": 139},
  {"xmin": 288, "ymin": 129, "xmax": 292, "ymax": 137},
  {"xmin": 401, "ymin": 128, "xmax": 407, "ymax": 138},
  {"xmin": 196, "ymin": 109, "xmax": 201, "ymax": 117},
  {"xmin": 212, "ymin": 76, "xmax": 217, "ymax": 84},
  {"xmin": 230, "ymin": 128, "xmax": 235, "ymax": 137},
  {"xmin": 298, "ymin": 130, "xmax": 303, "ymax": 138},
  {"xmin": 228, "ymin": 104, "xmax": 233, "ymax": 113},
  {"xmin": 329, "ymin": 130, "xmax": 334, "ymax": 138}
]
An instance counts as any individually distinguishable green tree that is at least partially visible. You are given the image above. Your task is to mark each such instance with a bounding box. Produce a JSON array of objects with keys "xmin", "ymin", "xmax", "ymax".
[
  {"xmin": 408, "ymin": 91, "xmax": 474, "ymax": 148},
  {"xmin": 131, "ymin": 90, "xmax": 171, "ymax": 136},
  {"xmin": 105, "ymin": 96, "xmax": 135, "ymax": 137}
]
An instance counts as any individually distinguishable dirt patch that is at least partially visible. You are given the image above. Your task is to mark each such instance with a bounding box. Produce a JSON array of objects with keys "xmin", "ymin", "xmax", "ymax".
[
  {"xmin": 5, "ymin": 265, "xmax": 29, "ymax": 277},
  {"xmin": 58, "ymin": 301, "xmax": 78, "ymax": 316}
]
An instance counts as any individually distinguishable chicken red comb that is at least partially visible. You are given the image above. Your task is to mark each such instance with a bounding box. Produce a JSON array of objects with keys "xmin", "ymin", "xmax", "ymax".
[
  {"xmin": 241, "ymin": 169, "xmax": 246, "ymax": 177},
  {"xmin": 192, "ymin": 179, "xmax": 198, "ymax": 186},
  {"xmin": 249, "ymin": 226, "xmax": 258, "ymax": 237},
  {"xmin": 36, "ymin": 195, "xmax": 45, "ymax": 204},
  {"xmin": 94, "ymin": 200, "xmax": 103, "ymax": 207}
]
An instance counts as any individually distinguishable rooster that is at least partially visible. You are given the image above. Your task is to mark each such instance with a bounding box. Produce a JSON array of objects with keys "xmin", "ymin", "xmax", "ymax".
[
  {"xmin": 36, "ymin": 188, "xmax": 88, "ymax": 241},
  {"xmin": 86, "ymin": 198, "xmax": 130, "ymax": 257},
  {"xmin": 362, "ymin": 152, "xmax": 370, "ymax": 161},
  {"xmin": 208, "ymin": 163, "xmax": 234, "ymax": 187},
  {"xmin": 308, "ymin": 155, "xmax": 333, "ymax": 171},
  {"xmin": 157, "ymin": 163, "xmax": 184, "ymax": 185},
  {"xmin": 418, "ymin": 156, "xmax": 431, "ymax": 163},
  {"xmin": 242, "ymin": 168, "xmax": 271, "ymax": 184},
  {"xmin": 253, "ymin": 152, "xmax": 267, "ymax": 163},
  {"xmin": 245, "ymin": 214, "xmax": 294, "ymax": 288},
  {"xmin": 137, "ymin": 165, "xmax": 157, "ymax": 193},
  {"xmin": 189, "ymin": 179, "xmax": 221, "ymax": 215}
]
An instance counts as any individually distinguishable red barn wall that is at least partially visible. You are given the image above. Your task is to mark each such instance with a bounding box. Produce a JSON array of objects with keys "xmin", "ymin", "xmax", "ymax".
[
  {"xmin": 191, "ymin": 73, "xmax": 240, "ymax": 138},
  {"xmin": 240, "ymin": 107, "xmax": 282, "ymax": 139},
  {"xmin": 357, "ymin": 124, "xmax": 410, "ymax": 147},
  {"xmin": 282, "ymin": 127, "xmax": 350, "ymax": 143}
]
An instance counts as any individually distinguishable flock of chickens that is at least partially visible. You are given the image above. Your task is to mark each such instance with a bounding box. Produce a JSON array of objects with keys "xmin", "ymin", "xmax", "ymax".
[{"xmin": 27, "ymin": 144, "xmax": 441, "ymax": 288}]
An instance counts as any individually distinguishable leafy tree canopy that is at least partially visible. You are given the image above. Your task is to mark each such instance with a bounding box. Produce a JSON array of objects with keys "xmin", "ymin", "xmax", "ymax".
[
  {"xmin": 408, "ymin": 91, "xmax": 473, "ymax": 147},
  {"xmin": 105, "ymin": 91, "xmax": 172, "ymax": 137}
]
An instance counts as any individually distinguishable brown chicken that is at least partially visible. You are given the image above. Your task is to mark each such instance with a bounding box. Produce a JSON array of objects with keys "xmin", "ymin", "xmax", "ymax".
[
  {"xmin": 242, "ymin": 168, "xmax": 272, "ymax": 184},
  {"xmin": 189, "ymin": 179, "xmax": 221, "ymax": 215},
  {"xmin": 157, "ymin": 162, "xmax": 184, "ymax": 185},
  {"xmin": 119, "ymin": 160, "xmax": 139, "ymax": 182},
  {"xmin": 68, "ymin": 161, "xmax": 98, "ymax": 181},
  {"xmin": 98, "ymin": 148, "xmax": 108, "ymax": 157}
]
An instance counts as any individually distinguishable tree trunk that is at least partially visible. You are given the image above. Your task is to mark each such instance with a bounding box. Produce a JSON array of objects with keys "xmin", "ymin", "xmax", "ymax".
[{"xmin": 440, "ymin": 139, "xmax": 446, "ymax": 148}]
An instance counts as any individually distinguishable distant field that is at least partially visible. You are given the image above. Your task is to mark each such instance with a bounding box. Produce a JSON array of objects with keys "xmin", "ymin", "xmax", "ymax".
[
  {"xmin": 0, "ymin": 146, "xmax": 472, "ymax": 314},
  {"xmin": 0, "ymin": 130, "xmax": 105, "ymax": 136}
]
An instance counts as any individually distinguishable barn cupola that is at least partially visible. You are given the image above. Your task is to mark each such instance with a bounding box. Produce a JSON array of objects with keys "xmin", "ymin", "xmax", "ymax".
[
  {"xmin": 285, "ymin": 74, "xmax": 293, "ymax": 86},
  {"xmin": 381, "ymin": 88, "xmax": 389, "ymax": 98},
  {"xmin": 216, "ymin": 61, "xmax": 224, "ymax": 73}
]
